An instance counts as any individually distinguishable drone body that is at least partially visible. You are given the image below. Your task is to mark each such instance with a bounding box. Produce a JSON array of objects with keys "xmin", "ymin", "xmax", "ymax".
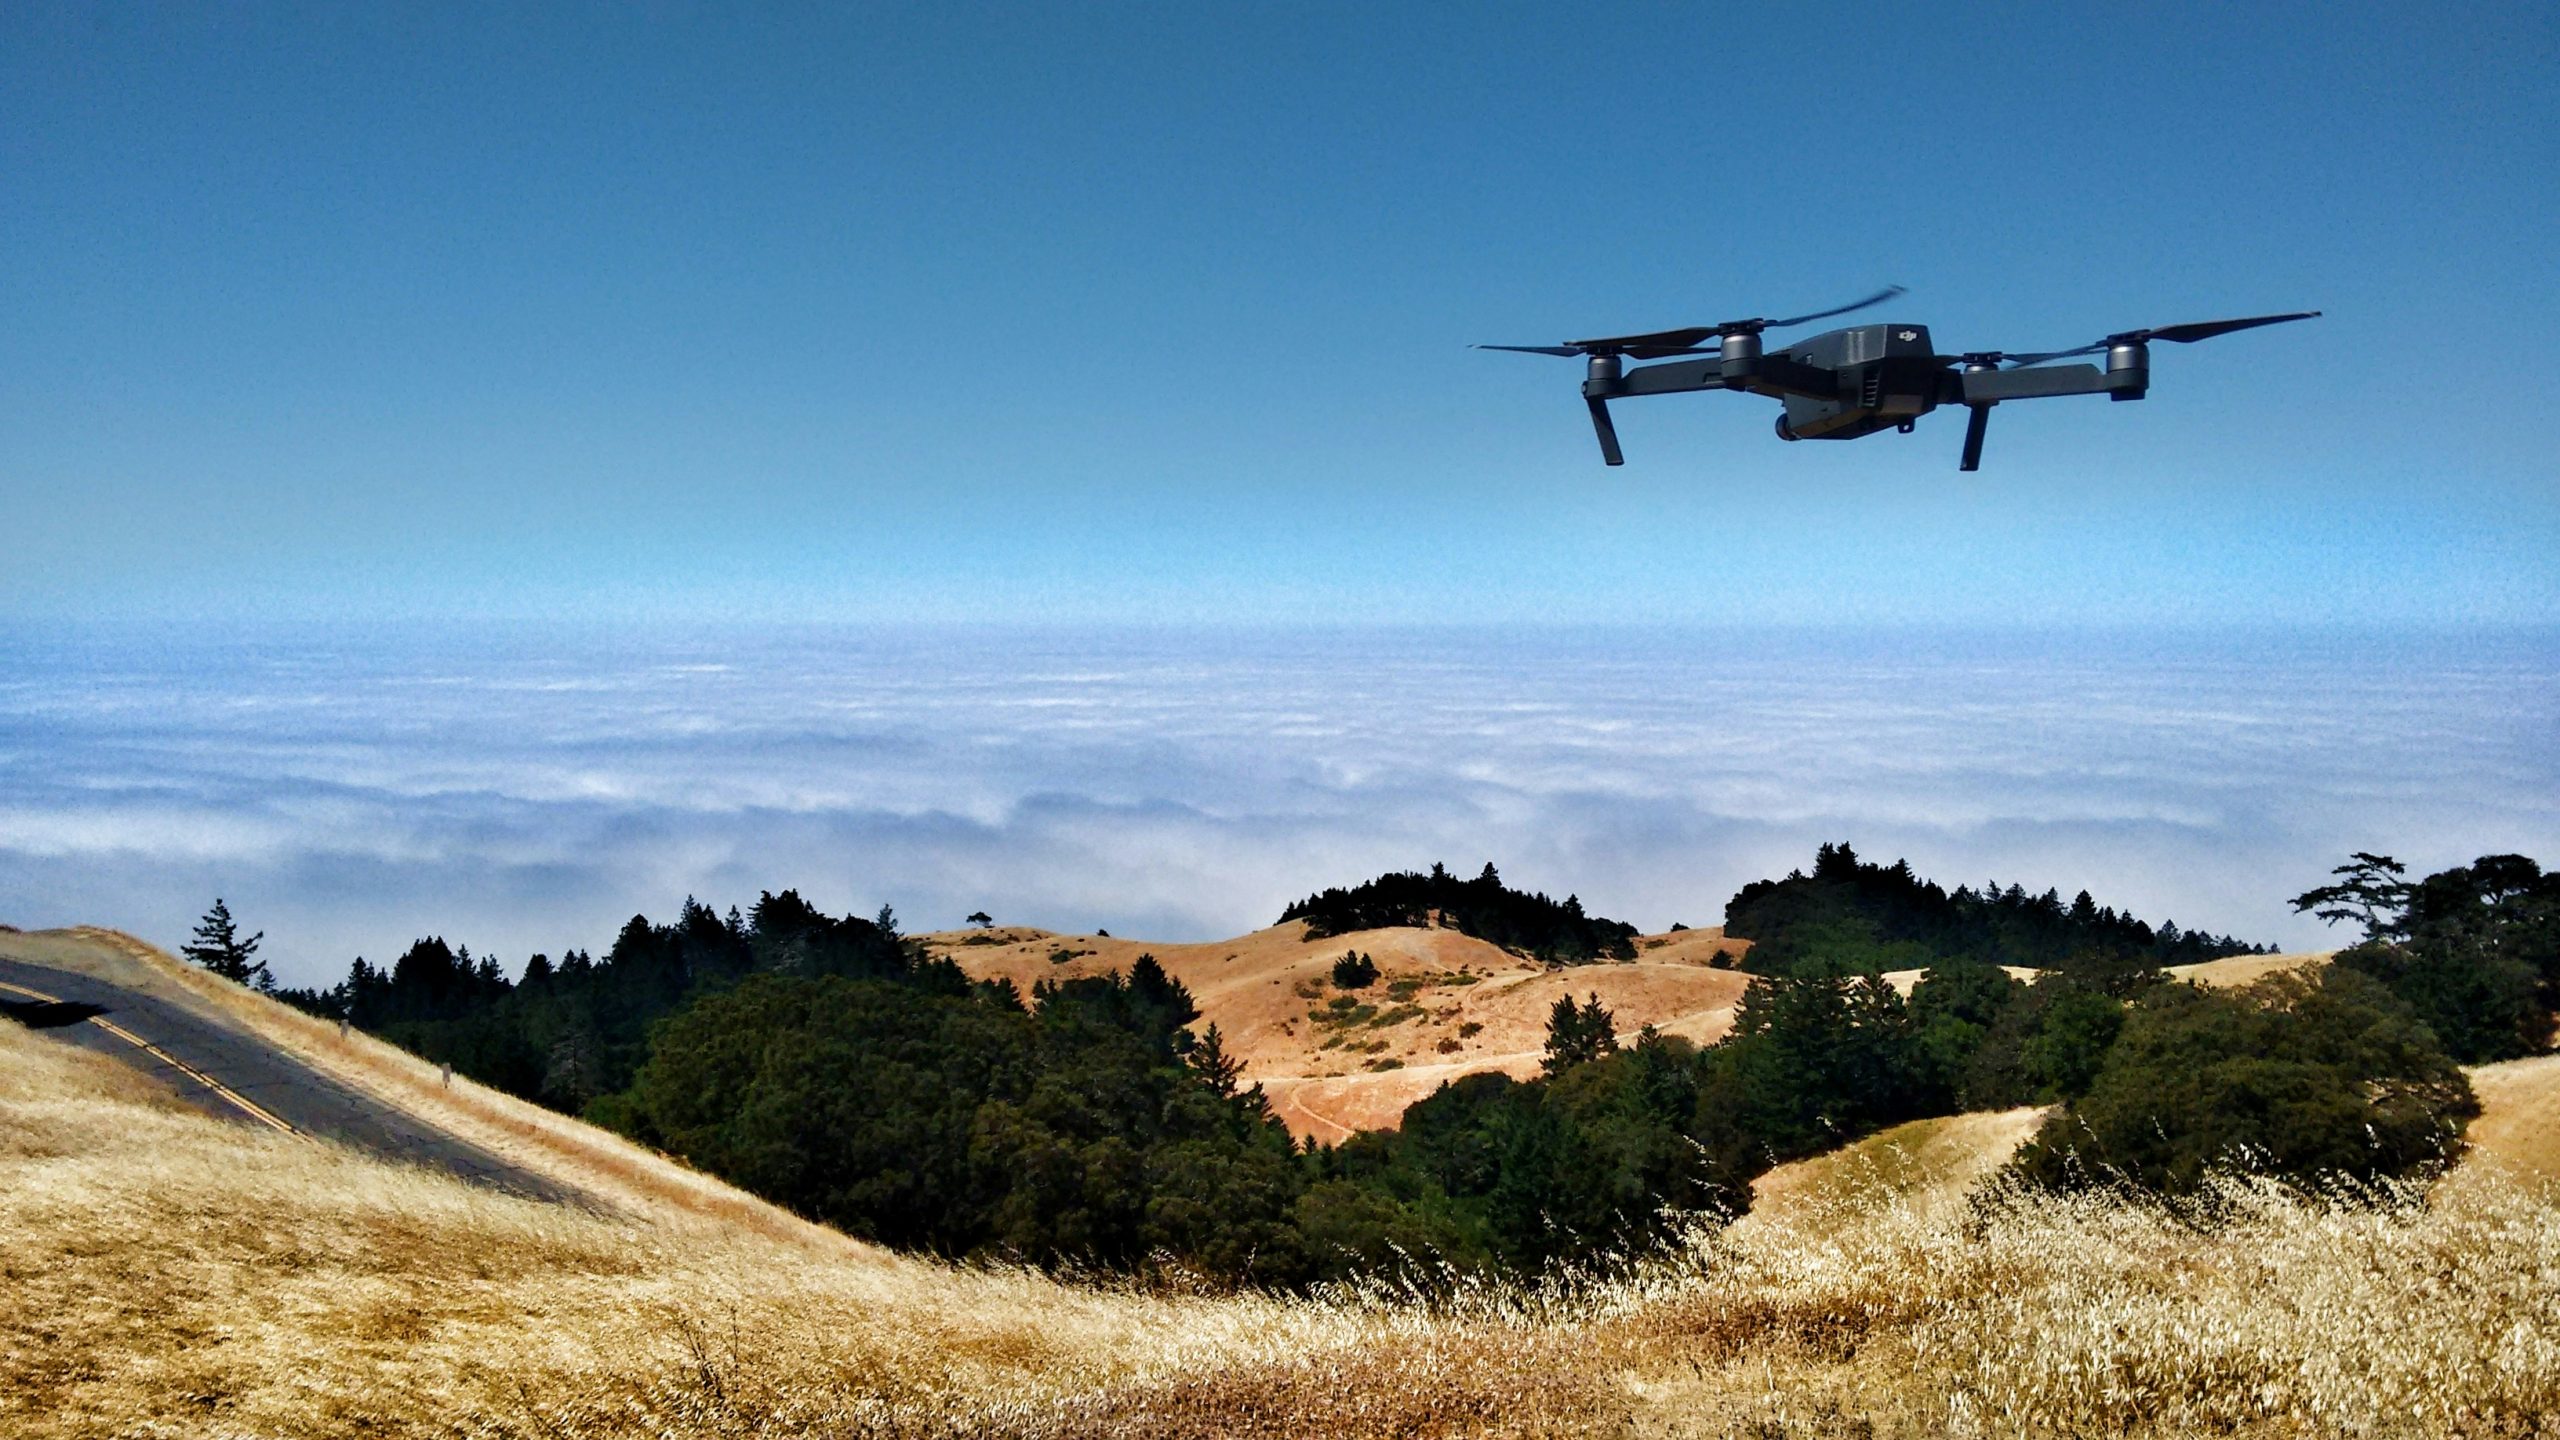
[{"xmin": 1480, "ymin": 288, "xmax": 2318, "ymax": 470}]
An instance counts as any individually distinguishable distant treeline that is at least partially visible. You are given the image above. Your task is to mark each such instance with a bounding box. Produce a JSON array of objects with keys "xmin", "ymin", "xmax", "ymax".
[
  {"xmin": 1726, "ymin": 842, "xmax": 2266, "ymax": 978},
  {"xmin": 266, "ymin": 847, "xmax": 2553, "ymax": 1288},
  {"xmin": 1279, "ymin": 862, "xmax": 1639, "ymax": 963}
]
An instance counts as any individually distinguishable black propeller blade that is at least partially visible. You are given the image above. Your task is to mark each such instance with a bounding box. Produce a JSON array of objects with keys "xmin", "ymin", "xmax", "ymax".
[
  {"xmin": 1761, "ymin": 285, "xmax": 1910, "ymax": 330},
  {"xmin": 1473, "ymin": 336, "xmax": 1723, "ymax": 360},
  {"xmin": 2142, "ymin": 311, "xmax": 2324, "ymax": 344},
  {"xmin": 1474, "ymin": 284, "xmax": 1906, "ymax": 360},
  {"xmin": 2002, "ymin": 310, "xmax": 2322, "ymax": 367}
]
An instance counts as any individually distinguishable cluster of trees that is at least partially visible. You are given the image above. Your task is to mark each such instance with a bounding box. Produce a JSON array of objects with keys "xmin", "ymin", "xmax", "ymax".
[
  {"xmin": 274, "ymin": 891, "xmax": 915, "ymax": 1114},
  {"xmin": 1281, "ymin": 863, "xmax": 1639, "ymax": 964},
  {"xmin": 2018, "ymin": 966, "xmax": 2478, "ymax": 1192},
  {"xmin": 246, "ymin": 846, "xmax": 2542, "ymax": 1288},
  {"xmin": 2297, "ymin": 852, "xmax": 2559, "ymax": 1063},
  {"xmin": 1725, "ymin": 842, "xmax": 2266, "ymax": 978},
  {"xmin": 616, "ymin": 959, "xmax": 1316, "ymax": 1278},
  {"xmin": 1329, "ymin": 950, "xmax": 1380, "ymax": 988}
]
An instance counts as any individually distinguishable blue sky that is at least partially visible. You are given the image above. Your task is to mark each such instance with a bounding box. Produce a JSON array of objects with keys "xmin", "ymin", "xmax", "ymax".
[{"xmin": 5, "ymin": 4, "xmax": 2554, "ymax": 627}]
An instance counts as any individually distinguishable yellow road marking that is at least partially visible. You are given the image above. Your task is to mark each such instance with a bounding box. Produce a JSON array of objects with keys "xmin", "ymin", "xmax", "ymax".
[{"xmin": 1, "ymin": 977, "xmax": 300, "ymax": 1136}]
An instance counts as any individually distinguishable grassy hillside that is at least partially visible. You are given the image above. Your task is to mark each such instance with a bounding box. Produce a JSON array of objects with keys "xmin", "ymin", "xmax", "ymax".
[
  {"xmin": 926, "ymin": 921, "xmax": 2326, "ymax": 1141},
  {"xmin": 924, "ymin": 921, "xmax": 1753, "ymax": 1137},
  {"xmin": 6, "ymin": 937, "xmax": 2555, "ymax": 1436}
]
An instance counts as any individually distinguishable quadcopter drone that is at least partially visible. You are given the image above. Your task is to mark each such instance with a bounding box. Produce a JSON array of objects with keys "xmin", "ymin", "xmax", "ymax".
[{"xmin": 1478, "ymin": 287, "xmax": 2318, "ymax": 470}]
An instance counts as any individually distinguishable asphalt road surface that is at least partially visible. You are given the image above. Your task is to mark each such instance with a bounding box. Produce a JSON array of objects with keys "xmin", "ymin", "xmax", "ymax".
[{"xmin": 0, "ymin": 950, "xmax": 580, "ymax": 1204}]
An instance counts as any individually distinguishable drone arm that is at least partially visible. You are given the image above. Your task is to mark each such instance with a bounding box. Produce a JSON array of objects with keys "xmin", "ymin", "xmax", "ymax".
[
  {"xmin": 1956, "ymin": 363, "xmax": 2123, "ymax": 403},
  {"xmin": 1597, "ymin": 355, "xmax": 1841, "ymax": 401},
  {"xmin": 1599, "ymin": 357, "xmax": 1721, "ymax": 398}
]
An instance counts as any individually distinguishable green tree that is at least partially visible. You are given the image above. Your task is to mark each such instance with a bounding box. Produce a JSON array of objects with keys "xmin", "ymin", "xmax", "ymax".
[
  {"xmin": 1330, "ymin": 950, "xmax": 1379, "ymax": 989},
  {"xmin": 2015, "ymin": 967, "xmax": 2477, "ymax": 1194},
  {"xmin": 1540, "ymin": 991, "xmax": 1618, "ymax": 1075},
  {"xmin": 1186, "ymin": 1021, "xmax": 1244, "ymax": 1098},
  {"xmin": 2293, "ymin": 852, "xmax": 2413, "ymax": 939},
  {"xmin": 1906, "ymin": 953, "xmax": 2022, "ymax": 1108},
  {"xmin": 181, "ymin": 898, "xmax": 268, "ymax": 988},
  {"xmin": 2299, "ymin": 852, "xmax": 2555, "ymax": 1062}
]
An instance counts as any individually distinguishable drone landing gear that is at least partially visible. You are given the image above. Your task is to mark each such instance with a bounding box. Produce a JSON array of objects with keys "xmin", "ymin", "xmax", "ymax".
[
  {"xmin": 1959, "ymin": 404, "xmax": 1992, "ymax": 472},
  {"xmin": 1774, "ymin": 413, "xmax": 1799, "ymax": 442},
  {"xmin": 1896, "ymin": 420, "xmax": 1916, "ymax": 434},
  {"xmin": 1584, "ymin": 355, "xmax": 1625, "ymax": 465}
]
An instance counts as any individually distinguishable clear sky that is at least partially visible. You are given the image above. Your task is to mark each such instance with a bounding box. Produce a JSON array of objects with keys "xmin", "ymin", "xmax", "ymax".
[{"xmin": 5, "ymin": 3, "xmax": 2554, "ymax": 627}]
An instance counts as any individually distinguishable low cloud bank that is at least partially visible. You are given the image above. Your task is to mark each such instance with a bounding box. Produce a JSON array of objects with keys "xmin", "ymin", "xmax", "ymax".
[{"xmin": 4, "ymin": 623, "xmax": 2552, "ymax": 988}]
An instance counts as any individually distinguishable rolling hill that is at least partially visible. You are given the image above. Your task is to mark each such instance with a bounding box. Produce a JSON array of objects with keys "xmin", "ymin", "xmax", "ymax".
[
  {"xmin": 926, "ymin": 920, "xmax": 2328, "ymax": 1140},
  {"xmin": 923, "ymin": 921, "xmax": 1753, "ymax": 1138}
]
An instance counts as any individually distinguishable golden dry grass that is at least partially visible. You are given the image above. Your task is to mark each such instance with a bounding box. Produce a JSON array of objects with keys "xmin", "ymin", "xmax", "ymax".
[
  {"xmin": 9, "ymin": 978, "xmax": 2557, "ymax": 1438},
  {"xmin": 2170, "ymin": 950, "xmax": 2334, "ymax": 988},
  {"xmin": 927, "ymin": 923, "xmax": 1756, "ymax": 1137},
  {"xmin": 2452, "ymin": 1054, "xmax": 2560, "ymax": 1187},
  {"xmin": 1734, "ymin": 1106, "xmax": 2052, "ymax": 1238}
]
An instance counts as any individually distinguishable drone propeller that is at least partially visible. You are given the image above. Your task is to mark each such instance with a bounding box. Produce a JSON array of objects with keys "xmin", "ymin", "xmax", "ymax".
[
  {"xmin": 2000, "ymin": 310, "xmax": 2322, "ymax": 368},
  {"xmin": 1474, "ymin": 284, "xmax": 1906, "ymax": 360},
  {"xmin": 1473, "ymin": 339, "xmax": 1721, "ymax": 361},
  {"xmin": 1755, "ymin": 285, "xmax": 1911, "ymax": 332}
]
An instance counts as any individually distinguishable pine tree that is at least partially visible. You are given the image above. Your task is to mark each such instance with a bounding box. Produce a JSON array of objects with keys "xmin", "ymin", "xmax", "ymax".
[
  {"xmin": 1541, "ymin": 992, "xmax": 1618, "ymax": 1074},
  {"xmin": 1187, "ymin": 1022, "xmax": 1243, "ymax": 1097},
  {"xmin": 181, "ymin": 898, "xmax": 267, "ymax": 987}
]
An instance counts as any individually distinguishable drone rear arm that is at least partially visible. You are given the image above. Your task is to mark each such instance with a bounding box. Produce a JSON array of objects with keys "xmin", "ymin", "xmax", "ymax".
[
  {"xmin": 1576, "ymin": 354, "xmax": 1842, "ymax": 466},
  {"xmin": 1591, "ymin": 355, "xmax": 1844, "ymax": 402},
  {"xmin": 1942, "ymin": 360, "xmax": 2148, "ymax": 471},
  {"xmin": 1953, "ymin": 363, "xmax": 2132, "ymax": 404}
]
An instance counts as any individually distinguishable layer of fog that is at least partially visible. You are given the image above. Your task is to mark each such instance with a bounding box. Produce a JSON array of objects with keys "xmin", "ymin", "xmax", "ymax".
[{"xmin": 4, "ymin": 623, "xmax": 2552, "ymax": 990}]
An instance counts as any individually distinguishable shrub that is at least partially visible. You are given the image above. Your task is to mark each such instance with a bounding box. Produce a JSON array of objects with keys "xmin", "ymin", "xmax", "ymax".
[
  {"xmin": 1330, "ymin": 951, "xmax": 1380, "ymax": 989},
  {"xmin": 2015, "ymin": 966, "xmax": 2477, "ymax": 1194}
]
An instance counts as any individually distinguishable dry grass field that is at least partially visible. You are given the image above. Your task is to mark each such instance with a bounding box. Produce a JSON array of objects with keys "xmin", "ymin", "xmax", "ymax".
[
  {"xmin": 925, "ymin": 922, "xmax": 1757, "ymax": 1138},
  {"xmin": 6, "ymin": 935, "xmax": 2556, "ymax": 1438}
]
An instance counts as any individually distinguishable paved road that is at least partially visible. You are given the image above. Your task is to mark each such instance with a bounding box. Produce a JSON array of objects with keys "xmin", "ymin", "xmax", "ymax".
[{"xmin": 0, "ymin": 951, "xmax": 581, "ymax": 1204}]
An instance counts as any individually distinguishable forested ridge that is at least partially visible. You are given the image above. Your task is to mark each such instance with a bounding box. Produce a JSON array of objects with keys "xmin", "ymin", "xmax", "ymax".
[
  {"xmin": 1280, "ymin": 862, "xmax": 1639, "ymax": 963},
  {"xmin": 265, "ymin": 847, "xmax": 2555, "ymax": 1288},
  {"xmin": 1725, "ymin": 842, "xmax": 2265, "ymax": 976}
]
